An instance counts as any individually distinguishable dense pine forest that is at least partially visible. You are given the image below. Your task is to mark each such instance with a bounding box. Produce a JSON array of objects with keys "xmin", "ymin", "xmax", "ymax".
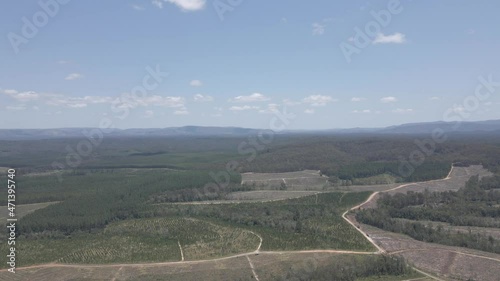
[
  {"xmin": 14, "ymin": 170, "xmax": 241, "ymax": 235},
  {"xmin": 1, "ymin": 134, "xmax": 499, "ymax": 237}
]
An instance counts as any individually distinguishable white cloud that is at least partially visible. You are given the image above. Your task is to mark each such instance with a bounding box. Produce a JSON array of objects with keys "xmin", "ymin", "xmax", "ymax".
[
  {"xmin": 230, "ymin": 93, "xmax": 270, "ymax": 103},
  {"xmin": 259, "ymin": 103, "xmax": 280, "ymax": 114},
  {"xmin": 229, "ymin": 105, "xmax": 260, "ymax": 111},
  {"xmin": 190, "ymin": 80, "xmax": 202, "ymax": 87},
  {"xmin": 304, "ymin": 108, "xmax": 315, "ymax": 114},
  {"xmin": 15, "ymin": 91, "xmax": 40, "ymax": 102},
  {"xmin": 312, "ymin": 23, "xmax": 325, "ymax": 35},
  {"xmin": 466, "ymin": 28, "xmax": 476, "ymax": 35},
  {"xmin": 2, "ymin": 89, "xmax": 40, "ymax": 102},
  {"xmin": 2, "ymin": 87, "xmax": 187, "ymax": 111},
  {"xmin": 152, "ymin": 0, "xmax": 163, "ymax": 8},
  {"xmin": 43, "ymin": 93, "xmax": 184, "ymax": 109},
  {"xmin": 452, "ymin": 105, "xmax": 466, "ymax": 114},
  {"xmin": 392, "ymin": 108, "xmax": 414, "ymax": 114},
  {"xmin": 65, "ymin": 73, "xmax": 83, "ymax": 80},
  {"xmin": 351, "ymin": 97, "xmax": 366, "ymax": 102},
  {"xmin": 169, "ymin": 0, "xmax": 205, "ymax": 11},
  {"xmin": 153, "ymin": 0, "xmax": 206, "ymax": 11},
  {"xmin": 283, "ymin": 99, "xmax": 301, "ymax": 106},
  {"xmin": 116, "ymin": 95, "xmax": 185, "ymax": 109},
  {"xmin": 131, "ymin": 4, "xmax": 145, "ymax": 10},
  {"xmin": 193, "ymin": 94, "xmax": 213, "ymax": 102},
  {"xmin": 46, "ymin": 95, "xmax": 114, "ymax": 108},
  {"xmin": 380, "ymin": 96, "xmax": 397, "ymax": 103},
  {"xmin": 174, "ymin": 109, "xmax": 189, "ymax": 115},
  {"xmin": 429, "ymin": 96, "xmax": 440, "ymax": 101},
  {"xmin": 312, "ymin": 18, "xmax": 334, "ymax": 35},
  {"xmin": 353, "ymin": 109, "xmax": 372, "ymax": 114},
  {"xmin": 6, "ymin": 105, "xmax": 26, "ymax": 111},
  {"xmin": 3, "ymin": 89, "xmax": 18, "ymax": 95},
  {"xmin": 373, "ymin": 32, "xmax": 406, "ymax": 44},
  {"xmin": 144, "ymin": 110, "xmax": 154, "ymax": 118},
  {"xmin": 82, "ymin": 96, "xmax": 114, "ymax": 104},
  {"xmin": 68, "ymin": 103, "xmax": 87, "ymax": 108},
  {"xmin": 302, "ymin": 95, "xmax": 336, "ymax": 107}
]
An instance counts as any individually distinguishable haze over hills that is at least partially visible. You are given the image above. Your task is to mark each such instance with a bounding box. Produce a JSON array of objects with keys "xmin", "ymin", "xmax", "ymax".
[
  {"xmin": 327, "ymin": 119, "xmax": 500, "ymax": 135},
  {"xmin": 1, "ymin": 120, "xmax": 499, "ymax": 140}
]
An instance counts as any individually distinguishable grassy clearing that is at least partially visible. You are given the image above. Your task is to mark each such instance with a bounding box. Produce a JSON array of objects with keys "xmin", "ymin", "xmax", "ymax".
[{"xmin": 352, "ymin": 173, "xmax": 399, "ymax": 185}]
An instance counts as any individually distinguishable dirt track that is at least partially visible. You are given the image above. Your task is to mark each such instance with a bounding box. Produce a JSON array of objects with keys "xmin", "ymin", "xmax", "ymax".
[{"xmin": 345, "ymin": 165, "xmax": 500, "ymax": 281}]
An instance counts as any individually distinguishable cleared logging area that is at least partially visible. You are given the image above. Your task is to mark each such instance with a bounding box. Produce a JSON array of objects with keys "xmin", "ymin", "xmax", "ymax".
[
  {"xmin": 385, "ymin": 165, "xmax": 492, "ymax": 195},
  {"xmin": 360, "ymin": 165, "xmax": 492, "ymax": 209},
  {"xmin": 0, "ymin": 253, "xmax": 423, "ymax": 281},
  {"xmin": 241, "ymin": 170, "xmax": 328, "ymax": 190},
  {"xmin": 348, "ymin": 165, "xmax": 500, "ymax": 281},
  {"xmin": 394, "ymin": 218, "xmax": 500, "ymax": 239},
  {"xmin": 347, "ymin": 220, "xmax": 500, "ymax": 281},
  {"xmin": 225, "ymin": 190, "xmax": 319, "ymax": 201}
]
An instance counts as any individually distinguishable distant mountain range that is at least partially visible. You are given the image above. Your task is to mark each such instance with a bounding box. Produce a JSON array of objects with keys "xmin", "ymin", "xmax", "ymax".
[
  {"xmin": 0, "ymin": 126, "xmax": 261, "ymax": 140},
  {"xmin": 326, "ymin": 119, "xmax": 500, "ymax": 135},
  {"xmin": 0, "ymin": 120, "xmax": 499, "ymax": 140}
]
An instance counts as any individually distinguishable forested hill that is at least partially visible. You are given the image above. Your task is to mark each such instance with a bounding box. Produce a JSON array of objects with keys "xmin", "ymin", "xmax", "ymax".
[
  {"xmin": 309, "ymin": 120, "xmax": 500, "ymax": 135},
  {"xmin": 0, "ymin": 126, "xmax": 261, "ymax": 140},
  {"xmin": 0, "ymin": 119, "xmax": 499, "ymax": 140}
]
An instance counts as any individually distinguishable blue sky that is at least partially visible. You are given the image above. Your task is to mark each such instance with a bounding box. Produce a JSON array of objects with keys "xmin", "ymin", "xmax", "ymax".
[{"xmin": 1, "ymin": 0, "xmax": 499, "ymax": 129}]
